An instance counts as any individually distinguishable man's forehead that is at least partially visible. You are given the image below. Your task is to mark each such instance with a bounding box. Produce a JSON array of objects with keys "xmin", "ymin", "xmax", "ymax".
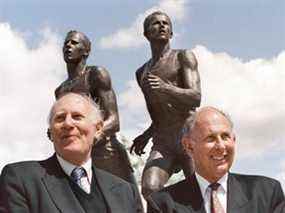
[
  {"xmin": 52, "ymin": 94, "xmax": 90, "ymax": 113},
  {"xmin": 195, "ymin": 109, "xmax": 231, "ymax": 129}
]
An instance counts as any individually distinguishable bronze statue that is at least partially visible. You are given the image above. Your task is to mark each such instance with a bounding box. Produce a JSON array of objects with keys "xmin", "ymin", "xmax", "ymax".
[
  {"xmin": 130, "ymin": 11, "xmax": 201, "ymax": 198},
  {"xmin": 55, "ymin": 30, "xmax": 137, "ymax": 185}
]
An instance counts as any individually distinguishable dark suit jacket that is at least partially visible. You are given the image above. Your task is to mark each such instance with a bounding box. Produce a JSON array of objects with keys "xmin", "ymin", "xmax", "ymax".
[
  {"xmin": 147, "ymin": 173, "xmax": 284, "ymax": 213},
  {"xmin": 0, "ymin": 154, "xmax": 143, "ymax": 213}
]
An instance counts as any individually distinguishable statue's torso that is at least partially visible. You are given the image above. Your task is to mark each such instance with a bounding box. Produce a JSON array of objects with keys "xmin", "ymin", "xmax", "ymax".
[
  {"xmin": 55, "ymin": 67, "xmax": 101, "ymax": 102},
  {"xmin": 55, "ymin": 67, "xmax": 91, "ymax": 97},
  {"xmin": 139, "ymin": 49, "xmax": 193, "ymax": 130}
]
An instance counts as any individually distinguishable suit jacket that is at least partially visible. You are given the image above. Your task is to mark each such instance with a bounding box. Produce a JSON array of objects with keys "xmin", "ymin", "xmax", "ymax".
[
  {"xmin": 147, "ymin": 173, "xmax": 284, "ymax": 213},
  {"xmin": 0, "ymin": 154, "xmax": 143, "ymax": 213}
]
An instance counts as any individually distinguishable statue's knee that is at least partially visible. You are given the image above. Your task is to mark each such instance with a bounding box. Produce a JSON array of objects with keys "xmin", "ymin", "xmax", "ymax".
[{"xmin": 142, "ymin": 180, "xmax": 163, "ymax": 198}]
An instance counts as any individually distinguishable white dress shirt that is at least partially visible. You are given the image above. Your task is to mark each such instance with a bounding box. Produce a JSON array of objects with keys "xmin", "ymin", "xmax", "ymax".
[
  {"xmin": 195, "ymin": 173, "xmax": 228, "ymax": 213},
  {"xmin": 56, "ymin": 154, "xmax": 92, "ymax": 193}
]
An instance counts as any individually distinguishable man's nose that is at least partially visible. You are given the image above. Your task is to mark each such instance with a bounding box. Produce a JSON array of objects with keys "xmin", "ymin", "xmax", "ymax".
[
  {"xmin": 62, "ymin": 115, "xmax": 74, "ymax": 129},
  {"xmin": 215, "ymin": 136, "xmax": 226, "ymax": 150}
]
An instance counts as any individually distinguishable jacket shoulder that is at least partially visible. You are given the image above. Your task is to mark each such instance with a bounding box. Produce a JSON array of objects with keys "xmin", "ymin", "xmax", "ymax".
[
  {"xmin": 2, "ymin": 160, "xmax": 42, "ymax": 175},
  {"xmin": 154, "ymin": 179, "xmax": 189, "ymax": 202},
  {"xmin": 231, "ymin": 173, "xmax": 281, "ymax": 186}
]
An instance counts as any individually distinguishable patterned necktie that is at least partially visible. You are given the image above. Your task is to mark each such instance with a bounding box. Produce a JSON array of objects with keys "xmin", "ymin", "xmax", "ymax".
[
  {"xmin": 209, "ymin": 183, "xmax": 225, "ymax": 213},
  {"xmin": 71, "ymin": 167, "xmax": 86, "ymax": 186}
]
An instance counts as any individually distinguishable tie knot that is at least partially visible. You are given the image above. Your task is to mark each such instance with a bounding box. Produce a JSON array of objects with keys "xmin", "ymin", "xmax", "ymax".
[
  {"xmin": 209, "ymin": 182, "xmax": 220, "ymax": 191},
  {"xmin": 71, "ymin": 167, "xmax": 86, "ymax": 183}
]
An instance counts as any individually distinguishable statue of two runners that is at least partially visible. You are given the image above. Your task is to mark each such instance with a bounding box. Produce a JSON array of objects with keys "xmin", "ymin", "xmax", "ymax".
[{"xmin": 55, "ymin": 11, "xmax": 201, "ymax": 201}]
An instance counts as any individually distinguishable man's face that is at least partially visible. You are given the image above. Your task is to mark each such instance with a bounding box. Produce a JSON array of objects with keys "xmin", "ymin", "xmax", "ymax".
[
  {"xmin": 145, "ymin": 14, "xmax": 173, "ymax": 42},
  {"xmin": 49, "ymin": 94, "xmax": 101, "ymax": 164},
  {"xmin": 183, "ymin": 109, "xmax": 235, "ymax": 183},
  {"xmin": 63, "ymin": 33, "xmax": 87, "ymax": 63}
]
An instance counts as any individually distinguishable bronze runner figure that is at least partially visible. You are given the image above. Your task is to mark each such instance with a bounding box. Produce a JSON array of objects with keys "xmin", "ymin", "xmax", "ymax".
[
  {"xmin": 55, "ymin": 30, "xmax": 137, "ymax": 186},
  {"xmin": 130, "ymin": 11, "xmax": 201, "ymax": 198}
]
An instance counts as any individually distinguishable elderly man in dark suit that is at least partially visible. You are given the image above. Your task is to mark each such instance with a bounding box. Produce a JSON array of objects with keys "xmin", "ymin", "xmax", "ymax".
[
  {"xmin": 147, "ymin": 106, "xmax": 284, "ymax": 213},
  {"xmin": 0, "ymin": 93, "xmax": 142, "ymax": 213}
]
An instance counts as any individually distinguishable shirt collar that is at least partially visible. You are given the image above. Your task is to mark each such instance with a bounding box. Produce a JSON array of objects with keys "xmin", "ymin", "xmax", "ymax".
[
  {"xmin": 195, "ymin": 172, "xmax": 228, "ymax": 198},
  {"xmin": 56, "ymin": 154, "xmax": 92, "ymax": 182}
]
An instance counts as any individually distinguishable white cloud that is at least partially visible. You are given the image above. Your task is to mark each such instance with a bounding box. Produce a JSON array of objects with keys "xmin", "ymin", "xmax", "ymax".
[
  {"xmin": 98, "ymin": 0, "xmax": 189, "ymax": 49},
  {"xmin": 0, "ymin": 23, "xmax": 64, "ymax": 170},
  {"xmin": 118, "ymin": 80, "xmax": 151, "ymax": 141}
]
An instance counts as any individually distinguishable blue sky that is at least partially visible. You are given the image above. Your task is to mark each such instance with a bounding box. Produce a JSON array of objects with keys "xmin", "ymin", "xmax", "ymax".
[{"xmin": 0, "ymin": 0, "xmax": 284, "ymax": 188}]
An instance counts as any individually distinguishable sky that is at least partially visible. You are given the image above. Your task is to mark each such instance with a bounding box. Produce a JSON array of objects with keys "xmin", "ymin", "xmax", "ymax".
[{"xmin": 0, "ymin": 0, "xmax": 284, "ymax": 189}]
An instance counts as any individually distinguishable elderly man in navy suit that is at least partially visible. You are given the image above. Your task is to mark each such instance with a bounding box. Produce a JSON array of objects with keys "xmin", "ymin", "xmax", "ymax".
[
  {"xmin": 0, "ymin": 93, "xmax": 142, "ymax": 213},
  {"xmin": 148, "ymin": 106, "xmax": 284, "ymax": 213}
]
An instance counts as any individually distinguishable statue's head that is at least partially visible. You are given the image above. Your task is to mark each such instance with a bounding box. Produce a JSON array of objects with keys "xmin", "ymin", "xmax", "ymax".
[
  {"xmin": 143, "ymin": 11, "xmax": 173, "ymax": 42},
  {"xmin": 63, "ymin": 30, "xmax": 91, "ymax": 63}
]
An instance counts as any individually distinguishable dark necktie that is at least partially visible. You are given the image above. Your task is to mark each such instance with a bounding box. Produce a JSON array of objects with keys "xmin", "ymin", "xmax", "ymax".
[
  {"xmin": 209, "ymin": 183, "xmax": 225, "ymax": 213},
  {"xmin": 71, "ymin": 167, "xmax": 86, "ymax": 186}
]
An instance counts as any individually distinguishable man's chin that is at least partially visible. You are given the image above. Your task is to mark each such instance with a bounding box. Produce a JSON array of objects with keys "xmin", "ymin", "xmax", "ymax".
[
  {"xmin": 60, "ymin": 148, "xmax": 84, "ymax": 158},
  {"xmin": 215, "ymin": 165, "xmax": 229, "ymax": 176}
]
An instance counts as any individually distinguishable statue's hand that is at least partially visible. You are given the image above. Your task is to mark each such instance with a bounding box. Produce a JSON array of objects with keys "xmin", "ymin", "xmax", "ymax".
[
  {"xmin": 130, "ymin": 134, "xmax": 150, "ymax": 156},
  {"xmin": 146, "ymin": 73, "xmax": 169, "ymax": 93}
]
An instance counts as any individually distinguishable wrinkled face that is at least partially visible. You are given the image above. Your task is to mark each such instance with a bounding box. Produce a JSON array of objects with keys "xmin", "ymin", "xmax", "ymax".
[
  {"xmin": 63, "ymin": 33, "xmax": 88, "ymax": 63},
  {"xmin": 183, "ymin": 109, "xmax": 235, "ymax": 183},
  {"xmin": 145, "ymin": 14, "xmax": 173, "ymax": 42},
  {"xmin": 49, "ymin": 94, "xmax": 101, "ymax": 164}
]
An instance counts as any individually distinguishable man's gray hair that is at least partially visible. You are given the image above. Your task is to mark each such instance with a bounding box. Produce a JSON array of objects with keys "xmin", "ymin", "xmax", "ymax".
[
  {"xmin": 182, "ymin": 106, "xmax": 234, "ymax": 138},
  {"xmin": 47, "ymin": 93, "xmax": 102, "ymax": 126}
]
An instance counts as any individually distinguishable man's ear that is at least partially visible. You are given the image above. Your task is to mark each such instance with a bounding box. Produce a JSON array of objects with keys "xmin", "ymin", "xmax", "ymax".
[
  {"xmin": 93, "ymin": 121, "xmax": 104, "ymax": 140},
  {"xmin": 232, "ymin": 133, "xmax": 236, "ymax": 143},
  {"xmin": 181, "ymin": 135, "xmax": 194, "ymax": 155},
  {"xmin": 47, "ymin": 128, "xmax": 53, "ymax": 142}
]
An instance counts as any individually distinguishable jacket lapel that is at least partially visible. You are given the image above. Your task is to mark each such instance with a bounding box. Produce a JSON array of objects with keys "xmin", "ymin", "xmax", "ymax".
[
  {"xmin": 41, "ymin": 155, "xmax": 85, "ymax": 213},
  {"xmin": 227, "ymin": 173, "xmax": 249, "ymax": 213},
  {"xmin": 187, "ymin": 175, "xmax": 206, "ymax": 213},
  {"xmin": 170, "ymin": 175, "xmax": 206, "ymax": 213}
]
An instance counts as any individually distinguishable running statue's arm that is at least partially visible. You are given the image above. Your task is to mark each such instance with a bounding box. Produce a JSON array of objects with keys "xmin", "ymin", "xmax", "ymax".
[
  {"xmin": 90, "ymin": 66, "xmax": 120, "ymax": 141},
  {"xmin": 130, "ymin": 66, "xmax": 154, "ymax": 156},
  {"xmin": 130, "ymin": 123, "xmax": 153, "ymax": 156}
]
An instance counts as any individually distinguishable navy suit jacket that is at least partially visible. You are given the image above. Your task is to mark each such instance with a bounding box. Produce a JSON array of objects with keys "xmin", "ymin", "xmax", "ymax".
[
  {"xmin": 0, "ymin": 154, "xmax": 143, "ymax": 213},
  {"xmin": 147, "ymin": 173, "xmax": 284, "ymax": 213}
]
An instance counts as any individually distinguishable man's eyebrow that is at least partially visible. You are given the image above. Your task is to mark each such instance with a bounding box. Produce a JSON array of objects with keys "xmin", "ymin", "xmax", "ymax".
[{"xmin": 53, "ymin": 111, "xmax": 65, "ymax": 116}]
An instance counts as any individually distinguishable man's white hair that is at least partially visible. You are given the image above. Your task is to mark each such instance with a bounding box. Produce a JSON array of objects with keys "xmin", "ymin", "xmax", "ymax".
[
  {"xmin": 182, "ymin": 106, "xmax": 234, "ymax": 138},
  {"xmin": 47, "ymin": 93, "xmax": 103, "ymax": 126}
]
